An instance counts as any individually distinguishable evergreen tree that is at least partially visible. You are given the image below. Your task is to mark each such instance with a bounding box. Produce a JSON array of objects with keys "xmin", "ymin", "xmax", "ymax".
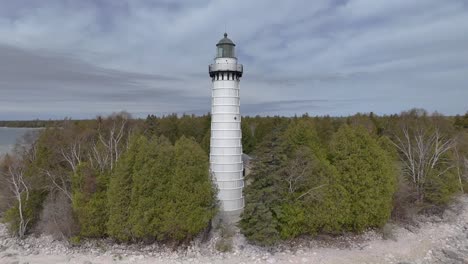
[
  {"xmin": 107, "ymin": 135, "xmax": 147, "ymax": 241},
  {"xmin": 242, "ymin": 120, "xmax": 255, "ymax": 154},
  {"xmin": 329, "ymin": 125, "xmax": 397, "ymax": 231},
  {"xmin": 282, "ymin": 118, "xmax": 323, "ymax": 157},
  {"xmin": 162, "ymin": 136, "xmax": 216, "ymax": 241},
  {"xmin": 71, "ymin": 163, "xmax": 109, "ymax": 237},
  {"xmin": 240, "ymin": 129, "xmax": 287, "ymax": 245},
  {"xmin": 129, "ymin": 136, "xmax": 175, "ymax": 240},
  {"xmin": 278, "ymin": 120, "xmax": 348, "ymax": 237}
]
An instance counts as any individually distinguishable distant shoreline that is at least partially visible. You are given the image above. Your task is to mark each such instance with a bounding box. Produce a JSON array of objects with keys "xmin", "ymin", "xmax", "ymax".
[{"xmin": 0, "ymin": 127, "xmax": 44, "ymax": 129}]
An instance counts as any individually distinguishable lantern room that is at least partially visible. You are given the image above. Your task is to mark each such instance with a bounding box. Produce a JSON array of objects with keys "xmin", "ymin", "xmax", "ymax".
[{"xmin": 216, "ymin": 33, "xmax": 236, "ymax": 58}]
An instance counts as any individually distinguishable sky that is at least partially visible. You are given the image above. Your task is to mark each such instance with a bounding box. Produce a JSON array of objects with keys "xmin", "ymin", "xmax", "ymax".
[{"xmin": 0, "ymin": 0, "xmax": 467, "ymax": 120}]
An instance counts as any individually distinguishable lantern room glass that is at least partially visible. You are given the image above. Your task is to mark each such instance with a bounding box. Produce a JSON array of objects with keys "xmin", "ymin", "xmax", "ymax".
[{"xmin": 216, "ymin": 44, "xmax": 235, "ymax": 58}]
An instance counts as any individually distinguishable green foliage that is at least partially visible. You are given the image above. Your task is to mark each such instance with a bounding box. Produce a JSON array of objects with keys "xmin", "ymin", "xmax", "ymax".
[
  {"xmin": 144, "ymin": 114, "xmax": 211, "ymax": 146},
  {"xmin": 276, "ymin": 202, "xmax": 305, "ymax": 239},
  {"xmin": 107, "ymin": 135, "xmax": 216, "ymax": 242},
  {"xmin": 240, "ymin": 129, "xmax": 287, "ymax": 246},
  {"xmin": 299, "ymin": 155, "xmax": 349, "ymax": 235},
  {"xmin": 241, "ymin": 120, "xmax": 255, "ymax": 154},
  {"xmin": 163, "ymin": 136, "xmax": 216, "ymax": 241},
  {"xmin": 2, "ymin": 110, "xmax": 465, "ymax": 246},
  {"xmin": 329, "ymin": 125, "xmax": 397, "ymax": 231},
  {"xmin": 107, "ymin": 135, "xmax": 148, "ymax": 241},
  {"xmin": 72, "ymin": 163, "xmax": 109, "ymax": 238},
  {"xmin": 69, "ymin": 236, "xmax": 81, "ymax": 246},
  {"xmin": 241, "ymin": 122, "xmax": 399, "ymax": 245},
  {"xmin": 282, "ymin": 118, "xmax": 323, "ymax": 157},
  {"xmin": 129, "ymin": 136, "xmax": 176, "ymax": 240},
  {"xmin": 454, "ymin": 112, "xmax": 468, "ymax": 129},
  {"xmin": 423, "ymin": 153, "xmax": 460, "ymax": 205},
  {"xmin": 3, "ymin": 190, "xmax": 47, "ymax": 236}
]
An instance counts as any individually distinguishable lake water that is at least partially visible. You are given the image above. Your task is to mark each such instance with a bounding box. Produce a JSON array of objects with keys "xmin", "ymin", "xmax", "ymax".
[{"xmin": 0, "ymin": 127, "xmax": 41, "ymax": 156}]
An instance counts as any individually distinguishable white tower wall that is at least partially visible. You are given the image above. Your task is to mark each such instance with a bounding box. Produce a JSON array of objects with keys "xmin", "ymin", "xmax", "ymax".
[{"xmin": 209, "ymin": 55, "xmax": 244, "ymax": 214}]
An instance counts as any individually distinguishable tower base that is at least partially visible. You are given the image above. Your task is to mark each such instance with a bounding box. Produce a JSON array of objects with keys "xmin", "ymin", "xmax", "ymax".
[{"xmin": 213, "ymin": 209, "xmax": 243, "ymax": 227}]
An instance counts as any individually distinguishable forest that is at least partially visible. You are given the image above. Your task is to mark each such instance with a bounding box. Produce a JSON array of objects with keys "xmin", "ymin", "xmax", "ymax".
[{"xmin": 0, "ymin": 109, "xmax": 467, "ymax": 247}]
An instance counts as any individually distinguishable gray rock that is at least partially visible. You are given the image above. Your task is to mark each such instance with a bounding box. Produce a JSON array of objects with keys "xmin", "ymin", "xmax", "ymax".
[
  {"xmin": 2, "ymin": 252, "xmax": 18, "ymax": 258},
  {"xmin": 442, "ymin": 249, "xmax": 464, "ymax": 261}
]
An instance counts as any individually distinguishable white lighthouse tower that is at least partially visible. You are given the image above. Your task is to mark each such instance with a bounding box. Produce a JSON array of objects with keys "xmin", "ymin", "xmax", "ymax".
[{"xmin": 209, "ymin": 33, "xmax": 244, "ymax": 220}]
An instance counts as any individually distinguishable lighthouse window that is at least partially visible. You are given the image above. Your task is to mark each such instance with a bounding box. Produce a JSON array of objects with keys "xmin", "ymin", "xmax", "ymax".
[{"xmin": 216, "ymin": 45, "xmax": 235, "ymax": 58}]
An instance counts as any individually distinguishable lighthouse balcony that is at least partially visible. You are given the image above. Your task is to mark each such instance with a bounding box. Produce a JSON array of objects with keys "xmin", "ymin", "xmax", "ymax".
[{"xmin": 209, "ymin": 63, "xmax": 243, "ymax": 76}]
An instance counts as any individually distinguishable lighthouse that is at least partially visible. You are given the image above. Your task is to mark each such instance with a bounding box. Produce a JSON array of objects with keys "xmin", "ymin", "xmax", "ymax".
[{"xmin": 209, "ymin": 33, "xmax": 244, "ymax": 220}]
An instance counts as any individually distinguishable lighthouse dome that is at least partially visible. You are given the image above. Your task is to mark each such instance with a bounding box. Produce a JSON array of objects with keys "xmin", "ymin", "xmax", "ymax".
[{"xmin": 216, "ymin": 33, "xmax": 236, "ymax": 58}]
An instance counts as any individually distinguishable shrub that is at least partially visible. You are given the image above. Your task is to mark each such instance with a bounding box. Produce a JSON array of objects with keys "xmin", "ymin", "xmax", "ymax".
[{"xmin": 36, "ymin": 192, "xmax": 77, "ymax": 239}]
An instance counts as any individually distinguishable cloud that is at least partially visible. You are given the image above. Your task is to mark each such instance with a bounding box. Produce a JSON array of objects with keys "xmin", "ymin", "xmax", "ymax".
[{"xmin": 0, "ymin": 0, "xmax": 467, "ymax": 119}]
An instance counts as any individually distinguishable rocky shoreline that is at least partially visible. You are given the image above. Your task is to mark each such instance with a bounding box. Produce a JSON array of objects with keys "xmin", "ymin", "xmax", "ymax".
[{"xmin": 1, "ymin": 196, "xmax": 467, "ymax": 264}]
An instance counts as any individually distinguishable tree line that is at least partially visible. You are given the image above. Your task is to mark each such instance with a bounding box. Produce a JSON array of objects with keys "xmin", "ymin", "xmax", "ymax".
[
  {"xmin": 0, "ymin": 113, "xmax": 215, "ymax": 242},
  {"xmin": 0, "ymin": 109, "xmax": 467, "ymax": 246}
]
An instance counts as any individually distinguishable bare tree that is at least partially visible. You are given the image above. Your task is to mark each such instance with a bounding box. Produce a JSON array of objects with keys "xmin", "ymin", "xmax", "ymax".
[
  {"xmin": 36, "ymin": 192, "xmax": 76, "ymax": 240},
  {"xmin": 463, "ymin": 156, "xmax": 468, "ymax": 190},
  {"xmin": 61, "ymin": 140, "xmax": 82, "ymax": 174},
  {"xmin": 2, "ymin": 156, "xmax": 30, "ymax": 238},
  {"xmin": 282, "ymin": 147, "xmax": 327, "ymax": 201},
  {"xmin": 43, "ymin": 169, "xmax": 72, "ymax": 202},
  {"xmin": 90, "ymin": 114, "xmax": 129, "ymax": 172},
  {"xmin": 283, "ymin": 148, "xmax": 312, "ymax": 194},
  {"xmin": 454, "ymin": 146, "xmax": 465, "ymax": 193},
  {"xmin": 465, "ymin": 157, "xmax": 468, "ymax": 173},
  {"xmin": 13, "ymin": 130, "xmax": 40, "ymax": 164},
  {"xmin": 392, "ymin": 127, "xmax": 456, "ymax": 202}
]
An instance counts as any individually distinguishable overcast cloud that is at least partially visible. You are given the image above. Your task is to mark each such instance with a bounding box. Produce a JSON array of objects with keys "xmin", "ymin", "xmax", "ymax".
[{"xmin": 0, "ymin": 0, "xmax": 467, "ymax": 119}]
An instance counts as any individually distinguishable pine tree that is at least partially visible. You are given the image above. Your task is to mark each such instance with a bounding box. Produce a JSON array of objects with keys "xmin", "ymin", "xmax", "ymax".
[{"xmin": 240, "ymin": 129, "xmax": 287, "ymax": 245}]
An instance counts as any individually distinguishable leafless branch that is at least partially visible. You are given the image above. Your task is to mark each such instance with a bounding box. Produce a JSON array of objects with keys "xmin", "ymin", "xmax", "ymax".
[{"xmin": 392, "ymin": 127, "xmax": 457, "ymax": 202}]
